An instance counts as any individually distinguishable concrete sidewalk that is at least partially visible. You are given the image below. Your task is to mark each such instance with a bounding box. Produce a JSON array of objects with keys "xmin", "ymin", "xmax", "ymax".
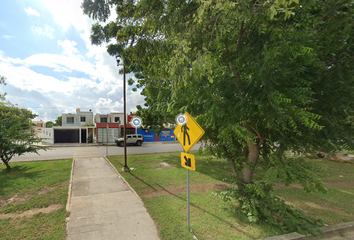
[{"xmin": 66, "ymin": 156, "xmax": 160, "ymax": 240}]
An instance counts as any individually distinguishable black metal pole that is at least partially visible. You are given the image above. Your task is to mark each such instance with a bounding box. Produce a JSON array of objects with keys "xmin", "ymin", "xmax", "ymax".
[{"xmin": 123, "ymin": 64, "xmax": 129, "ymax": 171}]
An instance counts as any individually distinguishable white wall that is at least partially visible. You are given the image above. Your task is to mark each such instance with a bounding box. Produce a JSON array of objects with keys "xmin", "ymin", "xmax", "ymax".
[
  {"xmin": 78, "ymin": 112, "xmax": 94, "ymax": 126},
  {"xmin": 41, "ymin": 128, "xmax": 54, "ymax": 144}
]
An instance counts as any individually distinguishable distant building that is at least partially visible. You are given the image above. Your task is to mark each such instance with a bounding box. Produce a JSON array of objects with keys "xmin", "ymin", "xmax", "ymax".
[
  {"xmin": 32, "ymin": 121, "xmax": 46, "ymax": 134},
  {"xmin": 42, "ymin": 108, "xmax": 95, "ymax": 144},
  {"xmin": 94, "ymin": 112, "xmax": 135, "ymax": 143},
  {"xmin": 62, "ymin": 108, "xmax": 93, "ymax": 127}
]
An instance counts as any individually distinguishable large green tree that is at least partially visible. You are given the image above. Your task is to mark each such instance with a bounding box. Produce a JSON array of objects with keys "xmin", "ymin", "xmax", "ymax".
[
  {"xmin": 0, "ymin": 77, "xmax": 46, "ymax": 170},
  {"xmin": 46, "ymin": 121, "xmax": 55, "ymax": 128},
  {"xmin": 83, "ymin": 0, "xmax": 354, "ymax": 235},
  {"xmin": 54, "ymin": 116, "xmax": 62, "ymax": 126}
]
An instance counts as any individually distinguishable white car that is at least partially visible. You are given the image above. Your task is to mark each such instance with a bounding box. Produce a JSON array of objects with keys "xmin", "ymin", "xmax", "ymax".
[{"xmin": 115, "ymin": 134, "xmax": 144, "ymax": 147}]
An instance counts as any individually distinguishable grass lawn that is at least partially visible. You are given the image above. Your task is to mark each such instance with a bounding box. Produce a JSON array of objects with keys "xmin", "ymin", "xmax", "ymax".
[
  {"xmin": 0, "ymin": 159, "xmax": 72, "ymax": 240},
  {"xmin": 108, "ymin": 152, "xmax": 354, "ymax": 240}
]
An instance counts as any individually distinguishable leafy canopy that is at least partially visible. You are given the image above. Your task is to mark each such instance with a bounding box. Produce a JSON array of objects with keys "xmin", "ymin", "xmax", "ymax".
[
  {"xmin": 83, "ymin": 0, "xmax": 354, "ymax": 236},
  {"xmin": 0, "ymin": 77, "xmax": 46, "ymax": 170}
]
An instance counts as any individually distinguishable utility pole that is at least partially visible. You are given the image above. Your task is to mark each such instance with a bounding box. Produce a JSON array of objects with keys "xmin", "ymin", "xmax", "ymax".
[{"xmin": 117, "ymin": 57, "xmax": 129, "ymax": 172}]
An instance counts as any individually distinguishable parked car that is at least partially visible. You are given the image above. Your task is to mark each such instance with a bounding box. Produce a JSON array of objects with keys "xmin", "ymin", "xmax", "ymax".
[{"xmin": 115, "ymin": 134, "xmax": 144, "ymax": 147}]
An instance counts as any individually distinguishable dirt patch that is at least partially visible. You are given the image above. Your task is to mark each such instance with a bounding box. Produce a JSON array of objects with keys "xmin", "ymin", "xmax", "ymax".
[
  {"xmin": 0, "ymin": 193, "xmax": 32, "ymax": 209},
  {"xmin": 38, "ymin": 186, "xmax": 57, "ymax": 195},
  {"xmin": 141, "ymin": 181, "xmax": 354, "ymax": 198},
  {"xmin": 0, "ymin": 183, "xmax": 66, "ymax": 208},
  {"xmin": 0, "ymin": 204, "xmax": 63, "ymax": 220},
  {"xmin": 325, "ymin": 182, "xmax": 354, "ymax": 188},
  {"xmin": 142, "ymin": 182, "xmax": 229, "ymax": 198},
  {"xmin": 145, "ymin": 162, "xmax": 176, "ymax": 171},
  {"xmin": 276, "ymin": 182, "xmax": 354, "ymax": 189},
  {"xmin": 160, "ymin": 162, "xmax": 173, "ymax": 168}
]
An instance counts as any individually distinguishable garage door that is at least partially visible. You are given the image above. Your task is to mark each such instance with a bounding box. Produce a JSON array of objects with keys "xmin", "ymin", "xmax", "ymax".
[
  {"xmin": 97, "ymin": 128, "xmax": 119, "ymax": 143},
  {"xmin": 54, "ymin": 129, "xmax": 79, "ymax": 143}
]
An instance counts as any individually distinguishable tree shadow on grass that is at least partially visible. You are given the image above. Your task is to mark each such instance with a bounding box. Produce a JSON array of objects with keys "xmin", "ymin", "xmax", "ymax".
[
  {"xmin": 123, "ymin": 170, "xmax": 260, "ymax": 239},
  {"xmin": 128, "ymin": 172, "xmax": 158, "ymax": 192},
  {"xmin": 0, "ymin": 165, "xmax": 43, "ymax": 196},
  {"xmin": 152, "ymin": 183, "xmax": 264, "ymax": 239}
]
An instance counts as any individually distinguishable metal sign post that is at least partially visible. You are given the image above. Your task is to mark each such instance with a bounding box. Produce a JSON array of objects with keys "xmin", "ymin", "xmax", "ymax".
[
  {"xmin": 187, "ymin": 169, "xmax": 190, "ymax": 231},
  {"xmin": 174, "ymin": 112, "xmax": 205, "ymax": 232},
  {"xmin": 106, "ymin": 124, "xmax": 108, "ymax": 157}
]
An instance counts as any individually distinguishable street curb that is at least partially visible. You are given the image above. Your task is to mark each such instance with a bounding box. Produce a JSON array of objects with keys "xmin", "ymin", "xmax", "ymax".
[
  {"xmin": 65, "ymin": 158, "xmax": 75, "ymax": 233},
  {"xmin": 66, "ymin": 158, "xmax": 75, "ymax": 212},
  {"xmin": 103, "ymin": 156, "xmax": 140, "ymax": 199},
  {"xmin": 262, "ymin": 221, "xmax": 354, "ymax": 240}
]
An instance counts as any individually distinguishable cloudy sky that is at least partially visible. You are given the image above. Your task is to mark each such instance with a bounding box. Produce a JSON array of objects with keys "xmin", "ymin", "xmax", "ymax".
[{"xmin": 0, "ymin": 0, "xmax": 145, "ymax": 122}]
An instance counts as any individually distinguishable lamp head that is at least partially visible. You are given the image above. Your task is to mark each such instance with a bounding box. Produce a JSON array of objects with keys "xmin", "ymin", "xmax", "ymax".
[{"xmin": 116, "ymin": 56, "xmax": 120, "ymax": 65}]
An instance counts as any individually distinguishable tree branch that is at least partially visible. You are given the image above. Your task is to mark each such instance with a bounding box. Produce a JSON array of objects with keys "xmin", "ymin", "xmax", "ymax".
[
  {"xmin": 324, "ymin": 0, "xmax": 351, "ymax": 18},
  {"xmin": 248, "ymin": 124, "xmax": 264, "ymax": 147}
]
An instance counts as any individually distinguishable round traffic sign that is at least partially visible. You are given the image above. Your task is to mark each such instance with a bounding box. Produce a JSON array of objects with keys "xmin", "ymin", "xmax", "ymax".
[
  {"xmin": 131, "ymin": 117, "xmax": 142, "ymax": 128},
  {"xmin": 176, "ymin": 114, "xmax": 187, "ymax": 125}
]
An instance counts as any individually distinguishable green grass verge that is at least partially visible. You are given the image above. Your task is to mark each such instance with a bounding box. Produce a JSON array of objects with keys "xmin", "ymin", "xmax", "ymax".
[
  {"xmin": 275, "ymin": 188, "xmax": 354, "ymax": 225},
  {"xmin": 108, "ymin": 152, "xmax": 354, "ymax": 240},
  {"xmin": 0, "ymin": 208, "xmax": 68, "ymax": 240},
  {"xmin": 0, "ymin": 159, "xmax": 72, "ymax": 240},
  {"xmin": 109, "ymin": 151, "xmax": 233, "ymax": 194}
]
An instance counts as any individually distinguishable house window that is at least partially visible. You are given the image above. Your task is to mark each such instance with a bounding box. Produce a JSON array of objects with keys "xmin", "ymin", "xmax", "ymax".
[
  {"xmin": 115, "ymin": 117, "xmax": 120, "ymax": 123},
  {"xmin": 81, "ymin": 117, "xmax": 86, "ymax": 122},
  {"xmin": 100, "ymin": 117, "xmax": 107, "ymax": 123},
  {"xmin": 67, "ymin": 117, "xmax": 74, "ymax": 124}
]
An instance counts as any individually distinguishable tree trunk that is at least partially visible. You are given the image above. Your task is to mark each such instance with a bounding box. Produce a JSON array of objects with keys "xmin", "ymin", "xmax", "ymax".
[
  {"xmin": 227, "ymin": 157, "xmax": 242, "ymax": 186},
  {"xmin": 4, "ymin": 160, "xmax": 11, "ymax": 170},
  {"xmin": 241, "ymin": 141, "xmax": 260, "ymax": 184}
]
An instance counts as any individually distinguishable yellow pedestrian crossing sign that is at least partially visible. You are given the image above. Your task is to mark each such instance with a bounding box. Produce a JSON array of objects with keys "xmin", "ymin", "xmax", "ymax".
[
  {"xmin": 174, "ymin": 112, "xmax": 205, "ymax": 153},
  {"xmin": 181, "ymin": 152, "xmax": 195, "ymax": 171}
]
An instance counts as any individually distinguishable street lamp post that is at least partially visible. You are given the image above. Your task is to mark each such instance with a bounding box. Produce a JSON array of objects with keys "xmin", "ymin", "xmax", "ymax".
[{"xmin": 116, "ymin": 56, "xmax": 129, "ymax": 172}]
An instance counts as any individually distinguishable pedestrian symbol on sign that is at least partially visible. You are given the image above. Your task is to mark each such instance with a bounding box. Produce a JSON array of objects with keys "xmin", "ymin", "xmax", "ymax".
[
  {"xmin": 174, "ymin": 112, "xmax": 205, "ymax": 153},
  {"xmin": 181, "ymin": 123, "xmax": 190, "ymax": 146}
]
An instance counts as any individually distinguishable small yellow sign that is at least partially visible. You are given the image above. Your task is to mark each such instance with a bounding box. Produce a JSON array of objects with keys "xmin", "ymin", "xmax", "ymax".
[
  {"xmin": 174, "ymin": 112, "xmax": 205, "ymax": 153},
  {"xmin": 181, "ymin": 152, "xmax": 195, "ymax": 171}
]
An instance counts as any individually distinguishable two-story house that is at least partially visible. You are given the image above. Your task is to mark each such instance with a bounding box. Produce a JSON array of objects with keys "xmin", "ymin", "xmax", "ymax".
[
  {"xmin": 42, "ymin": 108, "xmax": 95, "ymax": 144},
  {"xmin": 95, "ymin": 112, "xmax": 135, "ymax": 143},
  {"xmin": 32, "ymin": 121, "xmax": 46, "ymax": 135},
  {"xmin": 62, "ymin": 108, "xmax": 94, "ymax": 126}
]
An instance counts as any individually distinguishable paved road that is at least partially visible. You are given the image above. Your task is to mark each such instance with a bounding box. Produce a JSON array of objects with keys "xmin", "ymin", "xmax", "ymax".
[{"xmin": 11, "ymin": 142, "xmax": 202, "ymax": 162}]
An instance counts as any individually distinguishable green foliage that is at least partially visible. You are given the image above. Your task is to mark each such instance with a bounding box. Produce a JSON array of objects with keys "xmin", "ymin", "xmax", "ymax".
[
  {"xmin": 82, "ymin": 123, "xmax": 94, "ymax": 126},
  {"xmin": 0, "ymin": 80, "xmax": 46, "ymax": 170},
  {"xmin": 218, "ymin": 182, "xmax": 323, "ymax": 236},
  {"xmin": 87, "ymin": 135, "xmax": 93, "ymax": 143},
  {"xmin": 83, "ymin": 0, "xmax": 354, "ymax": 236},
  {"xmin": 46, "ymin": 121, "xmax": 55, "ymax": 128},
  {"xmin": 0, "ymin": 75, "xmax": 6, "ymax": 100},
  {"xmin": 54, "ymin": 116, "xmax": 62, "ymax": 126}
]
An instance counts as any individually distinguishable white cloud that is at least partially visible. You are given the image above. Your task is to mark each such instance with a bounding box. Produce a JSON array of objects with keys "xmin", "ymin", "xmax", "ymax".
[
  {"xmin": 41, "ymin": 1, "xmax": 85, "ymax": 31},
  {"xmin": 24, "ymin": 7, "xmax": 41, "ymax": 17},
  {"xmin": 3, "ymin": 35, "xmax": 14, "ymax": 40},
  {"xmin": 32, "ymin": 25, "xmax": 54, "ymax": 38},
  {"xmin": 0, "ymin": 1, "xmax": 145, "ymax": 122},
  {"xmin": 0, "ymin": 49, "xmax": 132, "ymax": 120},
  {"xmin": 58, "ymin": 39, "xmax": 79, "ymax": 56}
]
